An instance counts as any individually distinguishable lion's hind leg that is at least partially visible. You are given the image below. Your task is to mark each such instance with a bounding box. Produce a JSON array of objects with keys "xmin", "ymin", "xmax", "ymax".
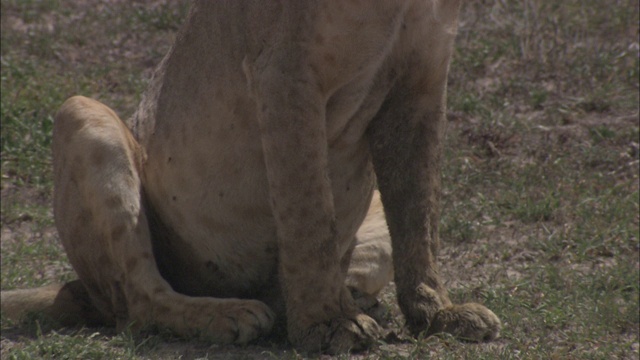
[
  {"xmin": 347, "ymin": 191, "xmax": 393, "ymax": 298},
  {"xmin": 346, "ymin": 191, "xmax": 393, "ymax": 324},
  {"xmin": 51, "ymin": 96, "xmax": 274, "ymax": 343}
]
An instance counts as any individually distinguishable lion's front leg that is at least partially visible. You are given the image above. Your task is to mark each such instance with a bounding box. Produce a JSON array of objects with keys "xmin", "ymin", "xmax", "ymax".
[
  {"xmin": 367, "ymin": 3, "xmax": 500, "ymax": 342},
  {"xmin": 369, "ymin": 89, "xmax": 500, "ymax": 342},
  {"xmin": 248, "ymin": 60, "xmax": 380, "ymax": 355}
]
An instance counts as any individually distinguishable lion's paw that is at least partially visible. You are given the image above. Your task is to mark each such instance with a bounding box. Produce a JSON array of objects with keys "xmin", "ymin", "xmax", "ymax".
[
  {"xmin": 430, "ymin": 302, "xmax": 501, "ymax": 342},
  {"xmin": 400, "ymin": 284, "xmax": 500, "ymax": 342},
  {"xmin": 294, "ymin": 313, "xmax": 382, "ymax": 354},
  {"xmin": 402, "ymin": 283, "xmax": 445, "ymax": 334},
  {"xmin": 181, "ymin": 298, "xmax": 275, "ymax": 344},
  {"xmin": 349, "ymin": 287, "xmax": 388, "ymax": 325}
]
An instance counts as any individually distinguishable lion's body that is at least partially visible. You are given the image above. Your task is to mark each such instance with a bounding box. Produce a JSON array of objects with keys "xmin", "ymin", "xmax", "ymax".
[
  {"xmin": 1, "ymin": 1, "xmax": 500, "ymax": 353},
  {"xmin": 131, "ymin": 0, "xmax": 402, "ymax": 301}
]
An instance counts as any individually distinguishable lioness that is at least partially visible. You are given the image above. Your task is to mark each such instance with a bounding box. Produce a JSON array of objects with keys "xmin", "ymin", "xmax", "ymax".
[{"xmin": 1, "ymin": 0, "xmax": 500, "ymax": 353}]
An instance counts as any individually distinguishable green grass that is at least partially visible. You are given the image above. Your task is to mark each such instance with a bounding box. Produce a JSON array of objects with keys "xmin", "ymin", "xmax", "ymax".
[
  {"xmin": 1, "ymin": 0, "xmax": 639, "ymax": 359},
  {"xmin": 2, "ymin": 323, "xmax": 153, "ymax": 360}
]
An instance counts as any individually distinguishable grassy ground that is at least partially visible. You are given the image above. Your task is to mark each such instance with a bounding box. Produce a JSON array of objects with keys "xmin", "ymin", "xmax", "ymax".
[{"xmin": 1, "ymin": 0, "xmax": 638, "ymax": 359}]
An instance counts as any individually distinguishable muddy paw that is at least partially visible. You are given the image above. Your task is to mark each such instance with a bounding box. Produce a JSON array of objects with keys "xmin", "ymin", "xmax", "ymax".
[
  {"xmin": 294, "ymin": 314, "xmax": 381, "ymax": 354},
  {"xmin": 429, "ymin": 303, "xmax": 501, "ymax": 342}
]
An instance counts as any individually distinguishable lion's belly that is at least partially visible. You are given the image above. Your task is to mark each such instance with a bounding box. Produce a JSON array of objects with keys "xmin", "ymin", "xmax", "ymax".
[
  {"xmin": 140, "ymin": 101, "xmax": 375, "ymax": 299},
  {"xmin": 141, "ymin": 100, "xmax": 275, "ymax": 297}
]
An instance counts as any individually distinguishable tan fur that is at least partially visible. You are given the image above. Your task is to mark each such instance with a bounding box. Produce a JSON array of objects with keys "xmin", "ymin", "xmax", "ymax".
[
  {"xmin": 1, "ymin": 0, "xmax": 500, "ymax": 353},
  {"xmin": 347, "ymin": 191, "xmax": 393, "ymax": 296}
]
